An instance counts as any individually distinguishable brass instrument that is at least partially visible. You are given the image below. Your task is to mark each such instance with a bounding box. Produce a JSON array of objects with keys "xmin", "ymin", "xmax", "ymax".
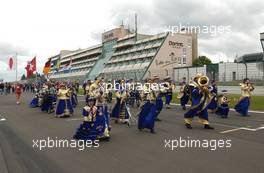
[
  {"xmin": 220, "ymin": 95, "xmax": 230, "ymax": 104},
  {"xmin": 197, "ymin": 75, "xmax": 212, "ymax": 99},
  {"xmin": 197, "ymin": 75, "xmax": 209, "ymax": 87}
]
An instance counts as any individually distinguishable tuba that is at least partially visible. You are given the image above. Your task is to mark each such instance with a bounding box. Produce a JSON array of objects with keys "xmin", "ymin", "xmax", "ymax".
[
  {"xmin": 197, "ymin": 75, "xmax": 209, "ymax": 87},
  {"xmin": 197, "ymin": 75, "xmax": 211, "ymax": 97}
]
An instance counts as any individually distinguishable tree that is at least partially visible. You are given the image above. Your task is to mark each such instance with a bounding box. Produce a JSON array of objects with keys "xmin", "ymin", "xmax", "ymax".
[
  {"xmin": 21, "ymin": 74, "xmax": 26, "ymax": 80},
  {"xmin": 192, "ymin": 56, "xmax": 212, "ymax": 67}
]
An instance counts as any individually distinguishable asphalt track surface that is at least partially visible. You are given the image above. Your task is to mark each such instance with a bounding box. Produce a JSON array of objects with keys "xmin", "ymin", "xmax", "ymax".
[{"xmin": 0, "ymin": 93, "xmax": 264, "ymax": 173}]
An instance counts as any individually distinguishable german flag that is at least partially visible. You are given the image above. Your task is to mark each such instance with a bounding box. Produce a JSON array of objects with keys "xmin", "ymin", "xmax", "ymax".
[{"xmin": 43, "ymin": 58, "xmax": 51, "ymax": 75}]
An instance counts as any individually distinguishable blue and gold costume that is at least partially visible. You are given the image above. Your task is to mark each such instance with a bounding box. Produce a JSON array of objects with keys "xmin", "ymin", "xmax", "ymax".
[
  {"xmin": 154, "ymin": 77, "xmax": 164, "ymax": 121},
  {"xmin": 164, "ymin": 80, "xmax": 173, "ymax": 109},
  {"xmin": 207, "ymin": 82, "xmax": 218, "ymax": 111},
  {"xmin": 70, "ymin": 87, "xmax": 78, "ymax": 108},
  {"xmin": 55, "ymin": 85, "xmax": 74, "ymax": 117},
  {"xmin": 111, "ymin": 81, "xmax": 130, "ymax": 124},
  {"xmin": 177, "ymin": 79, "xmax": 189, "ymax": 110},
  {"xmin": 184, "ymin": 74, "xmax": 214, "ymax": 129},
  {"xmin": 95, "ymin": 80, "xmax": 111, "ymax": 140},
  {"xmin": 138, "ymin": 80, "xmax": 158, "ymax": 133},
  {"xmin": 73, "ymin": 97, "xmax": 98, "ymax": 142},
  {"xmin": 216, "ymin": 91, "xmax": 229, "ymax": 118},
  {"xmin": 30, "ymin": 89, "xmax": 40, "ymax": 108},
  {"xmin": 234, "ymin": 80, "xmax": 254, "ymax": 116}
]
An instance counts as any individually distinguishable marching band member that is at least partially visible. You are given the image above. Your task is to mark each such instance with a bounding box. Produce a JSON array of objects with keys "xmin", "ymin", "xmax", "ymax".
[
  {"xmin": 137, "ymin": 78, "xmax": 157, "ymax": 133},
  {"xmin": 30, "ymin": 88, "xmax": 40, "ymax": 108},
  {"xmin": 207, "ymin": 80, "xmax": 218, "ymax": 113},
  {"xmin": 95, "ymin": 80, "xmax": 111, "ymax": 140},
  {"xmin": 111, "ymin": 80, "xmax": 130, "ymax": 125},
  {"xmin": 85, "ymin": 80, "xmax": 92, "ymax": 103},
  {"xmin": 216, "ymin": 90, "xmax": 230, "ymax": 118},
  {"xmin": 153, "ymin": 76, "xmax": 163, "ymax": 121},
  {"xmin": 177, "ymin": 77, "xmax": 189, "ymax": 110},
  {"xmin": 164, "ymin": 76, "xmax": 173, "ymax": 109},
  {"xmin": 70, "ymin": 87, "xmax": 78, "ymax": 108},
  {"xmin": 41, "ymin": 84, "xmax": 54, "ymax": 113},
  {"xmin": 73, "ymin": 97, "xmax": 98, "ymax": 142},
  {"xmin": 55, "ymin": 83, "xmax": 74, "ymax": 118},
  {"xmin": 184, "ymin": 74, "xmax": 214, "ymax": 129},
  {"xmin": 49, "ymin": 84, "xmax": 57, "ymax": 106},
  {"xmin": 234, "ymin": 78, "xmax": 254, "ymax": 116}
]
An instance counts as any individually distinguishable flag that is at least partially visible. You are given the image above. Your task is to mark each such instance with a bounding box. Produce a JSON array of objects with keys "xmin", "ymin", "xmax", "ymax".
[
  {"xmin": 8, "ymin": 57, "xmax": 14, "ymax": 70},
  {"xmin": 25, "ymin": 57, "xmax": 37, "ymax": 78},
  {"xmin": 43, "ymin": 58, "xmax": 51, "ymax": 75},
  {"xmin": 63, "ymin": 58, "xmax": 72, "ymax": 73}
]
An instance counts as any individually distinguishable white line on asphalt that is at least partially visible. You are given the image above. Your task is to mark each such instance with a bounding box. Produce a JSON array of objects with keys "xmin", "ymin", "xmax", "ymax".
[
  {"xmin": 0, "ymin": 118, "xmax": 6, "ymax": 121},
  {"xmin": 66, "ymin": 118, "xmax": 83, "ymax": 121},
  {"xmin": 220, "ymin": 128, "xmax": 241, "ymax": 134},
  {"xmin": 220, "ymin": 126, "xmax": 264, "ymax": 134},
  {"xmin": 0, "ymin": 114, "xmax": 6, "ymax": 121}
]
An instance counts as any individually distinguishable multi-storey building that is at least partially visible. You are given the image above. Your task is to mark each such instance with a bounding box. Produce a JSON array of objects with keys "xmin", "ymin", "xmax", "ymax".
[{"xmin": 49, "ymin": 25, "xmax": 198, "ymax": 81}]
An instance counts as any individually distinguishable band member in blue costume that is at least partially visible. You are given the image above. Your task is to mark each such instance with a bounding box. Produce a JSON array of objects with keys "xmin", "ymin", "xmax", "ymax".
[
  {"xmin": 94, "ymin": 79, "xmax": 111, "ymax": 140},
  {"xmin": 85, "ymin": 80, "xmax": 92, "ymax": 103},
  {"xmin": 73, "ymin": 97, "xmax": 98, "ymax": 142},
  {"xmin": 207, "ymin": 80, "xmax": 218, "ymax": 113},
  {"xmin": 30, "ymin": 89, "xmax": 40, "ymax": 108},
  {"xmin": 153, "ymin": 76, "xmax": 163, "ymax": 121},
  {"xmin": 70, "ymin": 87, "xmax": 78, "ymax": 108},
  {"xmin": 41, "ymin": 85, "xmax": 55, "ymax": 113},
  {"xmin": 55, "ymin": 84, "xmax": 74, "ymax": 118},
  {"xmin": 216, "ymin": 90, "xmax": 230, "ymax": 118},
  {"xmin": 177, "ymin": 77, "xmax": 189, "ymax": 110},
  {"xmin": 138, "ymin": 78, "xmax": 157, "ymax": 133},
  {"xmin": 164, "ymin": 76, "xmax": 173, "ymax": 109},
  {"xmin": 234, "ymin": 78, "xmax": 254, "ymax": 116},
  {"xmin": 111, "ymin": 80, "xmax": 130, "ymax": 125},
  {"xmin": 184, "ymin": 74, "xmax": 214, "ymax": 129}
]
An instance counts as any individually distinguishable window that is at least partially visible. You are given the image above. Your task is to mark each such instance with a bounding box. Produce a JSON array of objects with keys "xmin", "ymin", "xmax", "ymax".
[
  {"xmin": 178, "ymin": 57, "xmax": 181, "ymax": 64},
  {"xmin": 183, "ymin": 48, "xmax": 187, "ymax": 55},
  {"xmin": 183, "ymin": 57, "xmax": 186, "ymax": 64}
]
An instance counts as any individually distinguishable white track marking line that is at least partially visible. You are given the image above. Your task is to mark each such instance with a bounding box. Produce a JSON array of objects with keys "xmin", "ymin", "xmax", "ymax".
[
  {"xmin": 0, "ymin": 114, "xmax": 6, "ymax": 121},
  {"xmin": 66, "ymin": 118, "xmax": 83, "ymax": 121},
  {"xmin": 220, "ymin": 126, "xmax": 264, "ymax": 134},
  {"xmin": 220, "ymin": 128, "xmax": 242, "ymax": 134}
]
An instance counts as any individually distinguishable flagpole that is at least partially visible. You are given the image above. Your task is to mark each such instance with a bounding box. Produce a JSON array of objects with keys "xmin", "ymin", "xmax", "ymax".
[
  {"xmin": 15, "ymin": 53, "xmax": 17, "ymax": 82},
  {"xmin": 35, "ymin": 55, "xmax": 37, "ymax": 83}
]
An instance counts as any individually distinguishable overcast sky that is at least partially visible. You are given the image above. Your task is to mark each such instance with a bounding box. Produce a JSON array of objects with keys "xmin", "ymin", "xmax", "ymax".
[{"xmin": 0, "ymin": 0, "xmax": 264, "ymax": 82}]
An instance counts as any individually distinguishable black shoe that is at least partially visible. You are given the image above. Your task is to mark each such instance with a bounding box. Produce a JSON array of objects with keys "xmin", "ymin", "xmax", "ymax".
[
  {"xmin": 185, "ymin": 123, "xmax": 192, "ymax": 129},
  {"xmin": 155, "ymin": 118, "xmax": 162, "ymax": 121},
  {"xmin": 150, "ymin": 129, "xmax": 156, "ymax": 134},
  {"xmin": 204, "ymin": 124, "xmax": 214, "ymax": 130},
  {"xmin": 182, "ymin": 106, "xmax": 186, "ymax": 110}
]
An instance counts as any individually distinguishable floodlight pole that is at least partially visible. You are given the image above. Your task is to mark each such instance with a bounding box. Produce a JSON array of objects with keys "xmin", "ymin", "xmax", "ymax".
[{"xmin": 260, "ymin": 33, "xmax": 264, "ymax": 87}]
